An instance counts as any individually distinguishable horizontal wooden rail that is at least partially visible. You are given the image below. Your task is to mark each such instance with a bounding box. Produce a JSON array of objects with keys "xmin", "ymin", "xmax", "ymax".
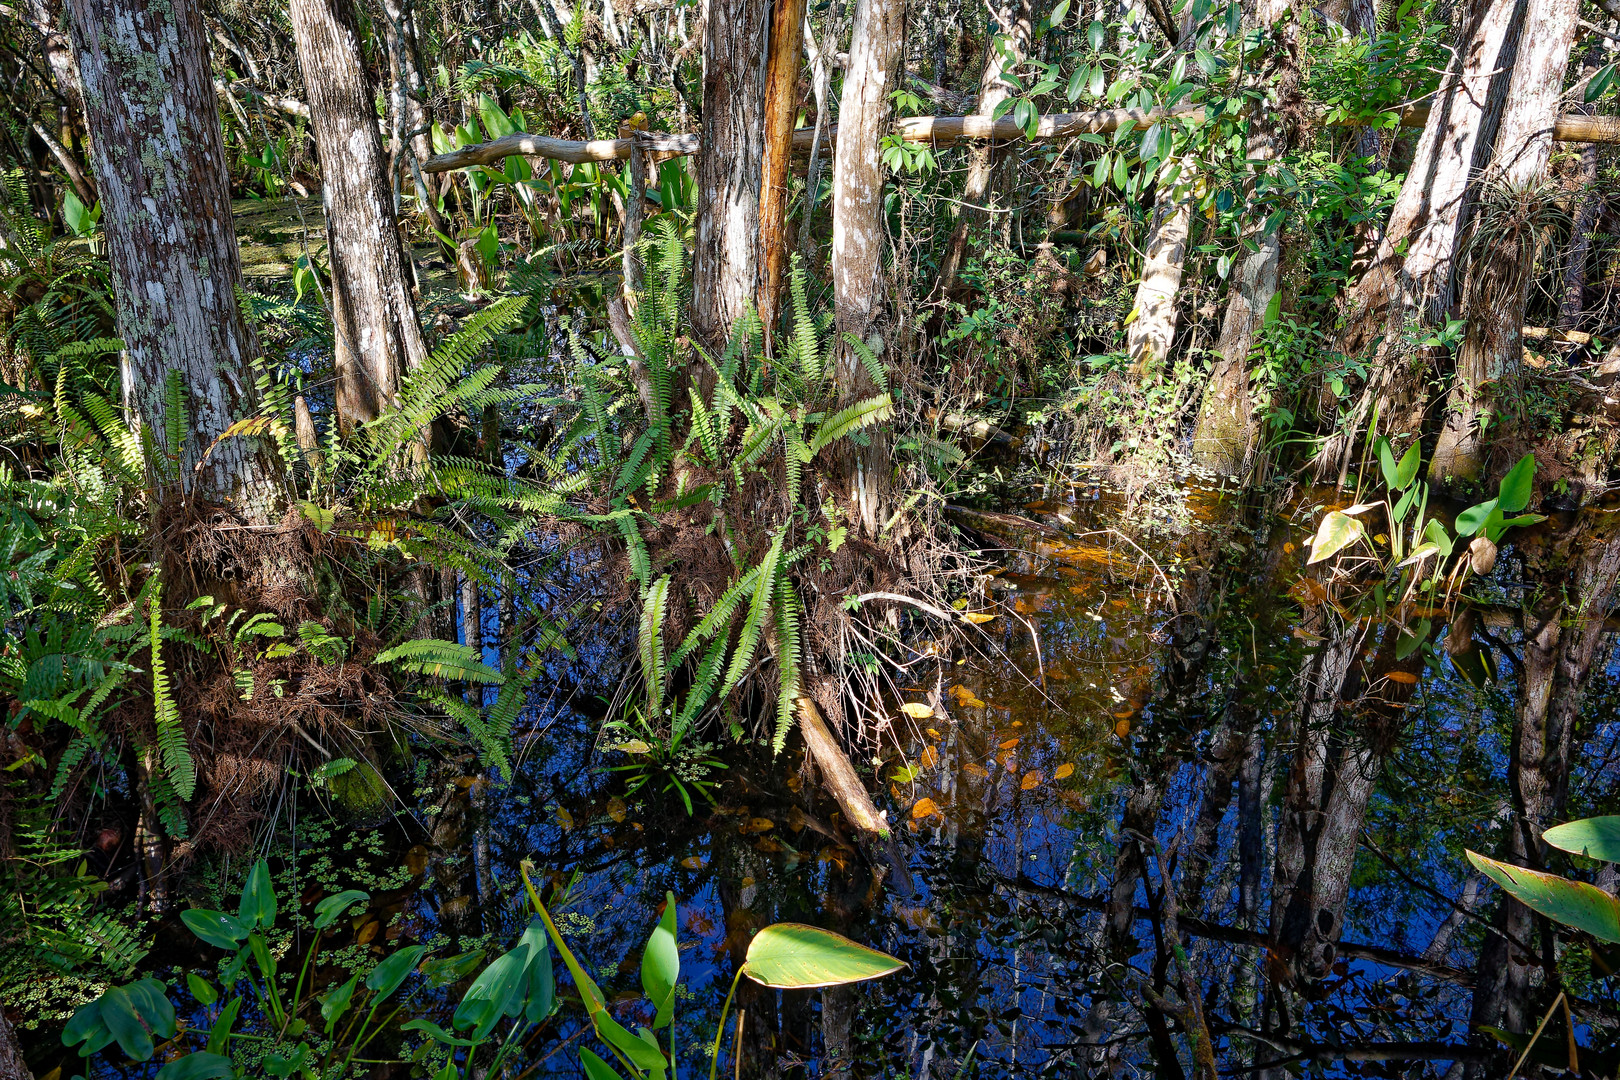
[{"xmin": 421, "ymin": 103, "xmax": 1620, "ymax": 172}]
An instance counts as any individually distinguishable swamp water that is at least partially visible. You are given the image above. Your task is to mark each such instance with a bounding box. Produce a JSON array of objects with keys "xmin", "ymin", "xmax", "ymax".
[{"xmin": 37, "ymin": 480, "xmax": 1620, "ymax": 1079}]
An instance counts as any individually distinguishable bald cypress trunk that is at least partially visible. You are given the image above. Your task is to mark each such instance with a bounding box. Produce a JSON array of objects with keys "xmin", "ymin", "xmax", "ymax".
[
  {"xmin": 831, "ymin": 0, "xmax": 904, "ymax": 536},
  {"xmin": 1429, "ymin": 0, "xmax": 1581, "ymax": 483},
  {"xmin": 289, "ymin": 0, "xmax": 430, "ymax": 432},
  {"xmin": 692, "ymin": 0, "xmax": 770, "ymax": 351},
  {"xmin": 757, "ymin": 0, "xmax": 811, "ymax": 336},
  {"xmin": 65, "ymin": 0, "xmax": 278, "ymax": 521}
]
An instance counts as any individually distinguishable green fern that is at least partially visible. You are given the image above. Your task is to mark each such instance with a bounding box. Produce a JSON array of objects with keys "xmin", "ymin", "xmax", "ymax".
[
  {"xmin": 147, "ymin": 578, "xmax": 196, "ymax": 803},
  {"xmin": 374, "ymin": 639, "xmax": 506, "ymax": 683}
]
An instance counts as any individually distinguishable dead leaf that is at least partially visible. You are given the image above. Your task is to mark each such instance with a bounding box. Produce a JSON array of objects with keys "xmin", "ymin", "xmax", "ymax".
[
  {"xmin": 919, "ymin": 746, "xmax": 939, "ymax": 768},
  {"xmin": 901, "ymin": 702, "xmax": 935, "ymax": 719},
  {"xmin": 1055, "ymin": 763, "xmax": 1075, "ymax": 780},
  {"xmin": 912, "ymin": 797, "xmax": 941, "ymax": 819},
  {"xmin": 404, "ymin": 845, "xmax": 429, "ymax": 876},
  {"xmin": 962, "ymin": 612, "xmax": 997, "ymax": 624},
  {"xmin": 681, "ymin": 856, "xmax": 708, "ymax": 870},
  {"xmin": 926, "ymin": 727, "xmax": 942, "ymax": 740},
  {"xmin": 1020, "ymin": 770, "xmax": 1043, "ymax": 791},
  {"xmin": 1385, "ymin": 670, "xmax": 1419, "ymax": 685},
  {"xmin": 1114, "ymin": 718, "xmax": 1132, "ymax": 738},
  {"xmin": 554, "ymin": 807, "xmax": 574, "ymax": 831},
  {"xmin": 606, "ymin": 797, "xmax": 627, "ymax": 823},
  {"xmin": 356, "ymin": 919, "xmax": 379, "ymax": 945},
  {"xmin": 999, "ymin": 737, "xmax": 1020, "ymax": 750},
  {"xmin": 740, "ymin": 817, "xmax": 775, "ymax": 834},
  {"xmin": 962, "ymin": 763, "xmax": 989, "ymax": 779}
]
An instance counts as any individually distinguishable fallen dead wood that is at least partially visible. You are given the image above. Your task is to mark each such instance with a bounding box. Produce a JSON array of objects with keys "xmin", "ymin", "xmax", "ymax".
[
  {"xmin": 422, "ymin": 103, "xmax": 1620, "ymax": 173},
  {"xmin": 796, "ymin": 696, "xmax": 889, "ymax": 838}
]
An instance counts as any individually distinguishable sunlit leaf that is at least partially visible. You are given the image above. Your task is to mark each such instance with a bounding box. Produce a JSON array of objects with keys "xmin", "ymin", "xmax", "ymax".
[
  {"xmin": 1497, "ymin": 453, "xmax": 1536, "ymax": 513},
  {"xmin": 1467, "ymin": 851, "xmax": 1620, "ymax": 942},
  {"xmin": 961, "ymin": 612, "xmax": 996, "ymax": 624},
  {"xmin": 641, "ymin": 893, "xmax": 679, "ymax": 1029},
  {"xmin": 901, "ymin": 702, "xmax": 934, "ymax": 718},
  {"xmin": 1054, "ymin": 763, "xmax": 1075, "ymax": 780},
  {"xmin": 742, "ymin": 923, "xmax": 907, "ymax": 989},
  {"xmin": 912, "ymin": 797, "xmax": 941, "ymax": 819},
  {"xmin": 1543, "ymin": 817, "xmax": 1620, "ymax": 863},
  {"xmin": 1455, "ymin": 499, "xmax": 1498, "ymax": 537},
  {"xmin": 1020, "ymin": 770, "xmax": 1042, "ymax": 791},
  {"xmin": 1305, "ymin": 510, "xmax": 1366, "ymax": 564}
]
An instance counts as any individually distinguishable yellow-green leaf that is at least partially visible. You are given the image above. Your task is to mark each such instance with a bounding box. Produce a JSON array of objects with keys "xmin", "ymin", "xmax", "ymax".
[
  {"xmin": 1306, "ymin": 510, "xmax": 1367, "ymax": 565},
  {"xmin": 741, "ymin": 923, "xmax": 906, "ymax": 989}
]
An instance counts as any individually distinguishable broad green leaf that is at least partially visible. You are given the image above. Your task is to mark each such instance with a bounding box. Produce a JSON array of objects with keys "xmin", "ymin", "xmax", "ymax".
[
  {"xmin": 125, "ymin": 979, "xmax": 176, "ymax": 1041},
  {"xmin": 1395, "ymin": 619, "xmax": 1431, "ymax": 660},
  {"xmin": 1305, "ymin": 510, "xmax": 1366, "ymax": 565},
  {"xmin": 579, "ymin": 1047, "xmax": 628, "ymax": 1080},
  {"xmin": 155, "ymin": 1053, "xmax": 236, "ymax": 1080},
  {"xmin": 1543, "ymin": 817, "xmax": 1620, "ymax": 862},
  {"xmin": 422, "ymin": 949, "xmax": 487, "ymax": 987},
  {"xmin": 238, "ymin": 858, "xmax": 275, "ymax": 928},
  {"xmin": 1261, "ymin": 291, "xmax": 1282, "ymax": 328},
  {"xmin": 186, "ymin": 973, "xmax": 218, "ymax": 1006},
  {"xmin": 1587, "ymin": 61, "xmax": 1618, "ymax": 102},
  {"xmin": 62, "ymin": 999, "xmax": 105, "ymax": 1052},
  {"xmin": 1140, "ymin": 122, "xmax": 1160, "ymax": 161},
  {"xmin": 741, "ymin": 923, "xmax": 906, "ymax": 989},
  {"xmin": 264, "ymin": 1044, "xmax": 310, "ymax": 1077},
  {"xmin": 1498, "ymin": 513, "xmax": 1547, "ymax": 533},
  {"xmin": 205, "ymin": 997, "xmax": 241, "ymax": 1055},
  {"xmin": 1455, "ymin": 498, "xmax": 1497, "ymax": 537},
  {"xmin": 524, "ymin": 932, "xmax": 555, "ymax": 1024},
  {"xmin": 1467, "ymin": 850, "xmax": 1620, "ymax": 942},
  {"xmin": 313, "ymin": 889, "xmax": 370, "ymax": 930},
  {"xmin": 366, "ymin": 944, "xmax": 428, "ymax": 997},
  {"xmin": 1423, "ymin": 517, "xmax": 1454, "ymax": 558},
  {"xmin": 595, "ymin": 1013, "xmax": 667, "ymax": 1076},
  {"xmin": 181, "ymin": 909, "xmax": 250, "ymax": 950},
  {"xmin": 1395, "ymin": 442, "xmax": 1422, "ymax": 489},
  {"xmin": 99, "ymin": 986, "xmax": 155, "ymax": 1061},
  {"xmin": 1377, "ymin": 438, "xmax": 1399, "ymax": 490},
  {"xmin": 1087, "ymin": 18, "xmax": 1106, "ymax": 48},
  {"xmin": 453, "ymin": 943, "xmax": 533, "ymax": 1039},
  {"xmin": 1490, "ymin": 453, "xmax": 1529, "ymax": 511},
  {"xmin": 321, "ymin": 973, "xmax": 360, "ymax": 1032},
  {"xmin": 1397, "ymin": 542, "xmax": 1440, "ymax": 568},
  {"xmin": 641, "ymin": 893, "xmax": 679, "ymax": 1029}
]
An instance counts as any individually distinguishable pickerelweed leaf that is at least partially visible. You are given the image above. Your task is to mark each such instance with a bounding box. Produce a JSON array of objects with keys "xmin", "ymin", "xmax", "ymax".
[
  {"xmin": 366, "ymin": 944, "xmax": 427, "ymax": 997},
  {"xmin": 154, "ymin": 1053, "xmax": 236, "ymax": 1080},
  {"xmin": 181, "ymin": 909, "xmax": 250, "ymax": 950},
  {"xmin": 741, "ymin": 923, "xmax": 906, "ymax": 989},
  {"xmin": 313, "ymin": 889, "xmax": 370, "ymax": 930},
  {"xmin": 1542, "ymin": 816, "xmax": 1620, "ymax": 863},
  {"xmin": 1497, "ymin": 453, "xmax": 1536, "ymax": 513},
  {"xmin": 641, "ymin": 892, "xmax": 679, "ymax": 1029},
  {"xmin": 1467, "ymin": 850, "xmax": 1620, "ymax": 942},
  {"xmin": 238, "ymin": 858, "xmax": 275, "ymax": 928},
  {"xmin": 1306, "ymin": 510, "xmax": 1366, "ymax": 565}
]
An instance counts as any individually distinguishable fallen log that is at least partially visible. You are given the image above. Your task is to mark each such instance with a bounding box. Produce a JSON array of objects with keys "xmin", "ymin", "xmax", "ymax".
[
  {"xmin": 796, "ymin": 696, "xmax": 889, "ymax": 839},
  {"xmin": 421, "ymin": 103, "xmax": 1620, "ymax": 173}
]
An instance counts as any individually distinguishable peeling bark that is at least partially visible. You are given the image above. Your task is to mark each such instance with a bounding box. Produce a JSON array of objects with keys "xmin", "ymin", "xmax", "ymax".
[
  {"xmin": 692, "ymin": 0, "xmax": 770, "ymax": 351},
  {"xmin": 1126, "ymin": 168, "xmax": 1193, "ymax": 379},
  {"xmin": 289, "ymin": 0, "xmax": 431, "ymax": 432},
  {"xmin": 65, "ymin": 0, "xmax": 278, "ymax": 521},
  {"xmin": 1429, "ymin": 0, "xmax": 1580, "ymax": 483},
  {"xmin": 831, "ymin": 0, "xmax": 903, "ymax": 536},
  {"xmin": 758, "ymin": 0, "xmax": 811, "ymax": 335}
]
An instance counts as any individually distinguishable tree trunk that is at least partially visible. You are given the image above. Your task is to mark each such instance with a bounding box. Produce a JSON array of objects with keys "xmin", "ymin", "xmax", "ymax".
[
  {"xmin": 1428, "ymin": 0, "xmax": 1579, "ymax": 484},
  {"xmin": 24, "ymin": 0, "xmax": 83, "ymax": 108},
  {"xmin": 65, "ymin": 0, "xmax": 278, "ymax": 521},
  {"xmin": 1557, "ymin": 39, "xmax": 1610, "ymax": 329},
  {"xmin": 1126, "ymin": 168, "xmax": 1193, "ymax": 380},
  {"xmin": 831, "ymin": 0, "xmax": 904, "ymax": 537},
  {"xmin": 0, "ymin": 1007, "xmax": 31, "ymax": 1080},
  {"xmin": 757, "ymin": 0, "xmax": 811, "ymax": 337},
  {"xmin": 930, "ymin": 0, "xmax": 1035, "ymax": 298},
  {"xmin": 290, "ymin": 0, "xmax": 431, "ymax": 433},
  {"xmin": 1191, "ymin": 0, "xmax": 1299, "ymax": 476},
  {"xmin": 1314, "ymin": 0, "xmax": 1520, "ymax": 482},
  {"xmin": 692, "ymin": 0, "xmax": 771, "ymax": 351},
  {"xmin": 380, "ymin": 0, "xmax": 434, "ymax": 167}
]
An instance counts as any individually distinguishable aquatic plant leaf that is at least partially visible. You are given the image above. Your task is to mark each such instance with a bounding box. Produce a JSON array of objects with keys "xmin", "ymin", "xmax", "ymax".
[
  {"xmin": 1497, "ymin": 453, "xmax": 1536, "ymax": 513},
  {"xmin": 741, "ymin": 923, "xmax": 906, "ymax": 989},
  {"xmin": 99, "ymin": 985, "xmax": 157, "ymax": 1060},
  {"xmin": 366, "ymin": 944, "xmax": 428, "ymax": 997},
  {"xmin": 453, "ymin": 943, "xmax": 532, "ymax": 1039},
  {"xmin": 1468, "ymin": 851, "xmax": 1620, "ymax": 942},
  {"xmin": 238, "ymin": 858, "xmax": 275, "ymax": 928},
  {"xmin": 264, "ymin": 1043, "xmax": 310, "ymax": 1077},
  {"xmin": 181, "ymin": 909, "xmax": 250, "ymax": 950},
  {"xmin": 1396, "ymin": 442, "xmax": 1422, "ymax": 490},
  {"xmin": 1305, "ymin": 510, "xmax": 1365, "ymax": 564},
  {"xmin": 1543, "ymin": 817, "xmax": 1620, "ymax": 862},
  {"xmin": 322, "ymin": 974, "xmax": 360, "ymax": 1032},
  {"xmin": 642, "ymin": 892, "xmax": 679, "ymax": 1029},
  {"xmin": 1455, "ymin": 499, "xmax": 1497, "ymax": 538},
  {"xmin": 1377, "ymin": 438, "xmax": 1399, "ymax": 490},
  {"xmin": 579, "ymin": 1047, "xmax": 629, "ymax": 1080},
  {"xmin": 205, "ymin": 997, "xmax": 240, "ymax": 1054},
  {"xmin": 154, "ymin": 1053, "xmax": 236, "ymax": 1080},
  {"xmin": 185, "ymin": 973, "xmax": 217, "ymax": 1006},
  {"xmin": 313, "ymin": 890, "xmax": 371, "ymax": 930}
]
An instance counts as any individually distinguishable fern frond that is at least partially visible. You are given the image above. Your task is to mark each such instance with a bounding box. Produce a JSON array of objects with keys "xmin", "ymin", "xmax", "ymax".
[
  {"xmin": 809, "ymin": 394, "xmax": 894, "ymax": 454},
  {"xmin": 720, "ymin": 531, "xmax": 783, "ymax": 697},
  {"xmin": 772, "ymin": 573, "xmax": 801, "ymax": 755},
  {"xmin": 639, "ymin": 575, "xmax": 671, "ymax": 716},
  {"xmin": 374, "ymin": 639, "xmax": 506, "ymax": 683},
  {"xmin": 147, "ymin": 579, "xmax": 195, "ymax": 802}
]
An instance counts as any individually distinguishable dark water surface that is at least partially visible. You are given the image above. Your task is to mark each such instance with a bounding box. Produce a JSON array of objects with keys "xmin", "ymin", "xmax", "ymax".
[{"xmin": 38, "ymin": 480, "xmax": 1620, "ymax": 1079}]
